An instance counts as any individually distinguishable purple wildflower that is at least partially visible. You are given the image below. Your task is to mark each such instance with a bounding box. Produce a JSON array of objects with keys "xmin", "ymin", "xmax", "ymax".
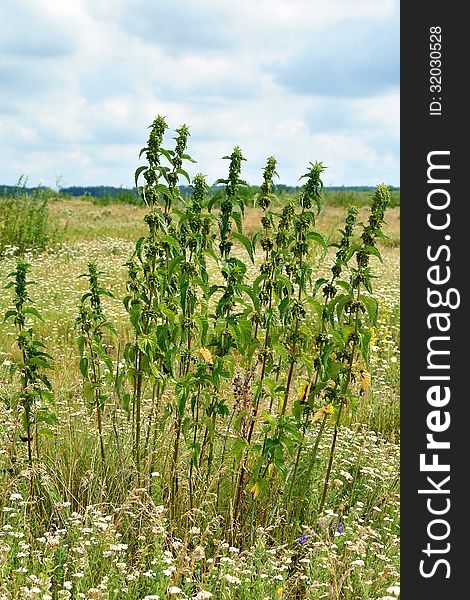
[
  {"xmin": 337, "ymin": 522, "xmax": 343, "ymax": 534},
  {"xmin": 295, "ymin": 534, "xmax": 309, "ymax": 544}
]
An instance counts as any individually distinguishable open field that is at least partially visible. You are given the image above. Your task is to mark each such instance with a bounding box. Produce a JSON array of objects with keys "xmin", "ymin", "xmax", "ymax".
[
  {"xmin": 46, "ymin": 198, "xmax": 400, "ymax": 246},
  {"xmin": 0, "ymin": 192, "xmax": 399, "ymax": 599}
]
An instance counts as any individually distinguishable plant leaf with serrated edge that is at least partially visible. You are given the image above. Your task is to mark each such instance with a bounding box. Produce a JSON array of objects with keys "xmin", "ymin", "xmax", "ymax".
[
  {"xmin": 23, "ymin": 307, "xmax": 44, "ymax": 321},
  {"xmin": 231, "ymin": 211, "xmax": 243, "ymax": 233},
  {"xmin": 79, "ymin": 357, "xmax": 88, "ymax": 379},
  {"xmin": 134, "ymin": 166, "xmax": 147, "ymax": 187},
  {"xmin": 3, "ymin": 310, "xmax": 16, "ymax": 323},
  {"xmin": 275, "ymin": 274, "xmax": 293, "ymax": 294},
  {"xmin": 83, "ymin": 381, "xmax": 95, "ymax": 404},
  {"xmin": 360, "ymin": 294, "xmax": 378, "ymax": 325},
  {"xmin": 307, "ymin": 231, "xmax": 327, "ymax": 250},
  {"xmin": 360, "ymin": 329, "xmax": 372, "ymax": 368},
  {"xmin": 232, "ymin": 232, "xmax": 254, "ymax": 263},
  {"xmin": 336, "ymin": 280, "xmax": 352, "ymax": 293},
  {"xmin": 365, "ymin": 245, "xmax": 383, "ymax": 261},
  {"xmin": 240, "ymin": 284, "xmax": 259, "ymax": 311},
  {"xmin": 176, "ymin": 168, "xmax": 191, "ymax": 184}
]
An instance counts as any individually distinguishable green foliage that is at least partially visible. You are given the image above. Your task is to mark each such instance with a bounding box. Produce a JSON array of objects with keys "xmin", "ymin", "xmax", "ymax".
[
  {"xmin": 3, "ymin": 260, "xmax": 55, "ymax": 464},
  {"xmin": 76, "ymin": 262, "xmax": 115, "ymax": 466},
  {"xmin": 0, "ymin": 177, "xmax": 59, "ymax": 255},
  {"xmin": 0, "ymin": 118, "xmax": 395, "ymax": 591}
]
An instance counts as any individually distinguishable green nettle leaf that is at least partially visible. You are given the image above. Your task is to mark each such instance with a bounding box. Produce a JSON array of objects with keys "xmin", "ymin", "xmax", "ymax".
[
  {"xmin": 232, "ymin": 232, "xmax": 254, "ymax": 263},
  {"xmin": 35, "ymin": 409, "xmax": 58, "ymax": 426},
  {"xmin": 340, "ymin": 325, "xmax": 355, "ymax": 343},
  {"xmin": 363, "ymin": 275, "xmax": 373, "ymax": 294},
  {"xmin": 336, "ymin": 280, "xmax": 352, "ymax": 294},
  {"xmin": 331, "ymin": 330, "xmax": 345, "ymax": 351},
  {"xmin": 159, "ymin": 147, "xmax": 174, "ymax": 163},
  {"xmin": 135, "ymin": 165, "xmax": 148, "ymax": 188},
  {"xmin": 28, "ymin": 357, "xmax": 52, "ymax": 369},
  {"xmin": 130, "ymin": 305, "xmax": 142, "ymax": 329},
  {"xmin": 228, "ymin": 322, "xmax": 242, "ymax": 350},
  {"xmin": 307, "ymin": 231, "xmax": 327, "ymax": 250},
  {"xmin": 360, "ymin": 328, "xmax": 372, "ymax": 368},
  {"xmin": 196, "ymin": 314, "xmax": 209, "ymax": 345},
  {"xmin": 365, "ymin": 245, "xmax": 383, "ymax": 261},
  {"xmin": 346, "ymin": 243, "xmax": 361, "ymax": 261},
  {"xmin": 313, "ymin": 277, "xmax": 328, "ymax": 295},
  {"xmin": 137, "ymin": 334, "xmax": 156, "ymax": 356},
  {"xmin": 360, "ymin": 294, "xmax": 379, "ymax": 325},
  {"xmin": 238, "ymin": 318, "xmax": 253, "ymax": 348},
  {"xmin": 161, "ymin": 235, "xmax": 180, "ymax": 250},
  {"xmin": 2, "ymin": 309, "xmax": 17, "ymax": 322},
  {"xmin": 231, "ymin": 211, "xmax": 243, "ymax": 233},
  {"xmin": 278, "ymin": 297, "xmax": 290, "ymax": 317},
  {"xmin": 292, "ymin": 399, "xmax": 302, "ymax": 421},
  {"xmin": 23, "ymin": 307, "xmax": 44, "ymax": 321},
  {"xmin": 135, "ymin": 235, "xmax": 146, "ymax": 259},
  {"xmin": 327, "ymin": 294, "xmax": 352, "ymax": 324},
  {"xmin": 179, "ymin": 280, "xmax": 188, "ymax": 310},
  {"xmin": 38, "ymin": 428, "xmax": 55, "ymax": 439},
  {"xmin": 326, "ymin": 360, "xmax": 345, "ymax": 381},
  {"xmin": 275, "ymin": 274, "xmax": 293, "ymax": 295},
  {"xmin": 307, "ymin": 297, "xmax": 323, "ymax": 318},
  {"xmin": 169, "ymin": 256, "xmax": 183, "ymax": 278},
  {"xmin": 156, "ymin": 183, "xmax": 172, "ymax": 197},
  {"xmin": 83, "ymin": 381, "xmax": 95, "ymax": 404},
  {"xmin": 9, "ymin": 363, "xmax": 19, "ymax": 379},
  {"xmin": 177, "ymin": 168, "xmax": 191, "ymax": 184},
  {"xmin": 240, "ymin": 284, "xmax": 259, "ymax": 311},
  {"xmin": 234, "ymin": 437, "xmax": 249, "ymax": 459},
  {"xmin": 122, "ymin": 392, "xmax": 131, "ymax": 414},
  {"xmin": 253, "ymin": 274, "xmax": 268, "ymax": 297},
  {"xmin": 79, "ymin": 357, "xmax": 89, "ymax": 379}
]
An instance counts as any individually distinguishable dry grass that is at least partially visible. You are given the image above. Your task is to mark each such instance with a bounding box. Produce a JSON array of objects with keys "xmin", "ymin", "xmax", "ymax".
[{"xmin": 49, "ymin": 197, "xmax": 400, "ymax": 247}]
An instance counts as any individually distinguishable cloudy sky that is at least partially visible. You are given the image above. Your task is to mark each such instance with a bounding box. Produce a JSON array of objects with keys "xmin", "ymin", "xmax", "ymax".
[{"xmin": 0, "ymin": 0, "xmax": 399, "ymax": 189}]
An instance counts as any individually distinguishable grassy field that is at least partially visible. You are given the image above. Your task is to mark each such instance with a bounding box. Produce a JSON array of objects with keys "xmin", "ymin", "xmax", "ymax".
[{"xmin": 0, "ymin": 195, "xmax": 400, "ymax": 600}]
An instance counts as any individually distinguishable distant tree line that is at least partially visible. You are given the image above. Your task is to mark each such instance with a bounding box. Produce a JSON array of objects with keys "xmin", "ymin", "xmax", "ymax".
[{"xmin": 1, "ymin": 183, "xmax": 400, "ymax": 207}]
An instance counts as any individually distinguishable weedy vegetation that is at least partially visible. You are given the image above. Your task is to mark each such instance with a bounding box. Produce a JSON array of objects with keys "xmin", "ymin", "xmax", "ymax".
[
  {"xmin": 0, "ymin": 177, "xmax": 60, "ymax": 257},
  {"xmin": 0, "ymin": 118, "xmax": 400, "ymax": 599}
]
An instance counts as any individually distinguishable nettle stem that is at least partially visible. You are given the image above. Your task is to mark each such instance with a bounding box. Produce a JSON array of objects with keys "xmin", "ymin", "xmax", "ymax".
[
  {"xmin": 318, "ymin": 185, "xmax": 390, "ymax": 512},
  {"xmin": 88, "ymin": 335, "xmax": 106, "ymax": 466},
  {"xmin": 5, "ymin": 260, "xmax": 54, "ymax": 469},
  {"xmin": 286, "ymin": 204, "xmax": 359, "ymax": 518},
  {"xmin": 319, "ymin": 286, "xmax": 361, "ymax": 513}
]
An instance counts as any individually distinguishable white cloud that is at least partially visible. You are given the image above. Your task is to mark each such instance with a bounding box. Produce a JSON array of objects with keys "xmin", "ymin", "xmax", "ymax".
[{"xmin": 0, "ymin": 0, "xmax": 399, "ymax": 188}]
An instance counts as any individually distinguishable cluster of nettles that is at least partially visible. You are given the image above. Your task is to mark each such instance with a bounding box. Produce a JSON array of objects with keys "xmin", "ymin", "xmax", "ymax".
[
  {"xmin": 2, "ymin": 115, "xmax": 391, "ymax": 548},
  {"xmin": 122, "ymin": 118, "xmax": 391, "ymax": 535}
]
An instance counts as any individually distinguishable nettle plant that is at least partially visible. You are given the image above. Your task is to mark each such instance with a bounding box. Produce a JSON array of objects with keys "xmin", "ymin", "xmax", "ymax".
[
  {"xmin": 3, "ymin": 261, "xmax": 56, "ymax": 466},
  {"xmin": 114, "ymin": 115, "xmax": 390, "ymax": 542},
  {"xmin": 76, "ymin": 261, "xmax": 116, "ymax": 466},
  {"xmin": 0, "ymin": 115, "xmax": 390, "ymax": 546}
]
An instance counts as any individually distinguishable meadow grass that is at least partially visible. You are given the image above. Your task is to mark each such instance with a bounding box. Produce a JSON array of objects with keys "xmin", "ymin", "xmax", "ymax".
[{"xmin": 0, "ymin": 197, "xmax": 400, "ymax": 600}]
